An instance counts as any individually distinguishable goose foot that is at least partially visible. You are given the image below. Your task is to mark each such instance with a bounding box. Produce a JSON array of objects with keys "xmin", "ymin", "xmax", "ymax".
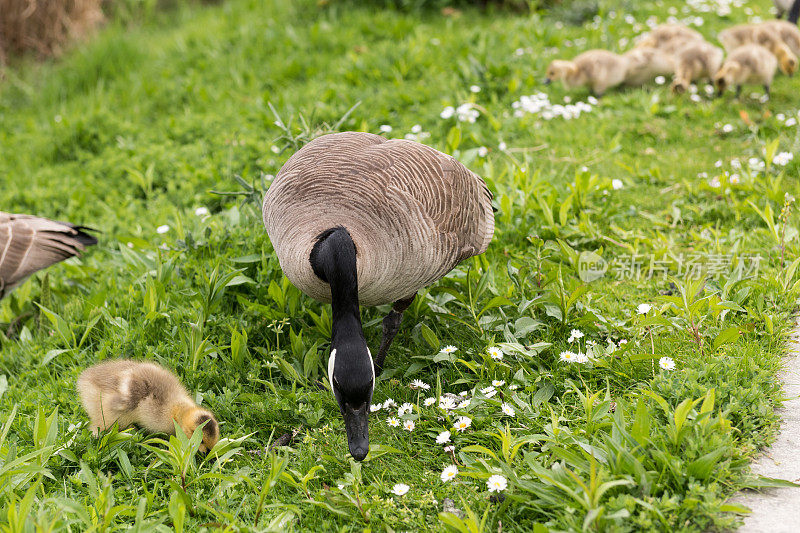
[{"xmin": 373, "ymin": 294, "xmax": 416, "ymax": 376}]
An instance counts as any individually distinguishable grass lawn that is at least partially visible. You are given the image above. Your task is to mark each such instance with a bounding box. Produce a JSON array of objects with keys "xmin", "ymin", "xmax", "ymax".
[{"xmin": 2, "ymin": 0, "xmax": 800, "ymax": 530}]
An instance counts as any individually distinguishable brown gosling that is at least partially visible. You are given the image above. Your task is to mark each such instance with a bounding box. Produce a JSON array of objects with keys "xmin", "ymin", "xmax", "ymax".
[
  {"xmin": 622, "ymin": 47, "xmax": 675, "ymax": 86},
  {"xmin": 77, "ymin": 360, "xmax": 220, "ymax": 452},
  {"xmin": 635, "ymin": 24, "xmax": 705, "ymax": 54},
  {"xmin": 718, "ymin": 24, "xmax": 798, "ymax": 75},
  {"xmin": 670, "ymin": 40, "xmax": 725, "ymax": 94},
  {"xmin": 760, "ymin": 20, "xmax": 800, "ymax": 57},
  {"xmin": 544, "ymin": 49, "xmax": 629, "ymax": 96},
  {"xmin": 714, "ymin": 44, "xmax": 779, "ymax": 99}
]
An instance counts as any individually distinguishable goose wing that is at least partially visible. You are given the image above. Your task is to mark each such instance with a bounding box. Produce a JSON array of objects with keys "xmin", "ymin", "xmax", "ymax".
[
  {"xmin": 0, "ymin": 212, "xmax": 97, "ymax": 297},
  {"xmin": 373, "ymin": 138, "xmax": 494, "ymax": 261}
]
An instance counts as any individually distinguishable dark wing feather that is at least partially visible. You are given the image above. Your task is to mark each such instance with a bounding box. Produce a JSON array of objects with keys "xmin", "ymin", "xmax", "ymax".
[{"xmin": 0, "ymin": 212, "xmax": 98, "ymax": 298}]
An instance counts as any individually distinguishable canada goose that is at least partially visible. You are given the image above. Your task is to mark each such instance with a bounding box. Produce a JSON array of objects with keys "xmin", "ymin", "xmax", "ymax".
[
  {"xmin": 774, "ymin": 0, "xmax": 800, "ymax": 24},
  {"xmin": 262, "ymin": 132, "xmax": 494, "ymax": 461},
  {"xmin": 718, "ymin": 24, "xmax": 798, "ymax": 75},
  {"xmin": 760, "ymin": 20, "xmax": 800, "ymax": 56},
  {"xmin": 77, "ymin": 360, "xmax": 220, "ymax": 452},
  {"xmin": 635, "ymin": 24, "xmax": 705, "ymax": 54},
  {"xmin": 622, "ymin": 47, "xmax": 675, "ymax": 86},
  {"xmin": 0, "ymin": 212, "xmax": 97, "ymax": 299},
  {"xmin": 670, "ymin": 40, "xmax": 725, "ymax": 94},
  {"xmin": 544, "ymin": 50, "xmax": 629, "ymax": 96},
  {"xmin": 714, "ymin": 44, "xmax": 778, "ymax": 98}
]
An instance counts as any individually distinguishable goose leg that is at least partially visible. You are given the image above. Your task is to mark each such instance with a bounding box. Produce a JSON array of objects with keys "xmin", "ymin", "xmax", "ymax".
[{"xmin": 373, "ymin": 294, "xmax": 416, "ymax": 376}]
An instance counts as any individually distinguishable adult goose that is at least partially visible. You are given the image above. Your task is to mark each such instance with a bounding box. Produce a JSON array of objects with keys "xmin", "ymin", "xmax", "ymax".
[
  {"xmin": 0, "ymin": 212, "xmax": 97, "ymax": 299},
  {"xmin": 262, "ymin": 132, "xmax": 494, "ymax": 460}
]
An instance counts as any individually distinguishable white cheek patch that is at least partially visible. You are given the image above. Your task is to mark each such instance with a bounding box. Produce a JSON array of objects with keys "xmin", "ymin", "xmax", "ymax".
[
  {"xmin": 368, "ymin": 348, "xmax": 375, "ymax": 392},
  {"xmin": 328, "ymin": 349, "xmax": 337, "ymax": 393}
]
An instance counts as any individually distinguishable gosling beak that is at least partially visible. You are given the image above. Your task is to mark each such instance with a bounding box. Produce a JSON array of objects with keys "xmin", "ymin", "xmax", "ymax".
[
  {"xmin": 342, "ymin": 402, "xmax": 370, "ymax": 461},
  {"xmin": 544, "ymin": 78, "xmax": 552, "ymax": 85}
]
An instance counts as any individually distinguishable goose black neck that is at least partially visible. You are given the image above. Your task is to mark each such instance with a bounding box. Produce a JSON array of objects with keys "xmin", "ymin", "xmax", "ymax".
[{"xmin": 310, "ymin": 227, "xmax": 362, "ymax": 336}]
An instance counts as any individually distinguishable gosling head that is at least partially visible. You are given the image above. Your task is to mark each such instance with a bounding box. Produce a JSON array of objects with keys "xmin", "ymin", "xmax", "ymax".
[
  {"xmin": 328, "ymin": 339, "xmax": 374, "ymax": 462},
  {"xmin": 713, "ymin": 65, "xmax": 738, "ymax": 96},
  {"xmin": 670, "ymin": 78, "xmax": 688, "ymax": 94},
  {"xmin": 781, "ymin": 55, "xmax": 798, "ymax": 76},
  {"xmin": 544, "ymin": 60, "xmax": 576, "ymax": 85},
  {"xmin": 179, "ymin": 407, "xmax": 220, "ymax": 453}
]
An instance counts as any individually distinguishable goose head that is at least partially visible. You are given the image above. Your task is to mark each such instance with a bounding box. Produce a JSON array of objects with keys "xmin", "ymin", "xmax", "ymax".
[{"xmin": 328, "ymin": 339, "xmax": 375, "ymax": 461}]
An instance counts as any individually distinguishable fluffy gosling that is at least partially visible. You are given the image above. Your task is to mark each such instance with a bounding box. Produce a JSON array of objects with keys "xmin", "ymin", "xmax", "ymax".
[
  {"xmin": 718, "ymin": 24, "xmax": 798, "ymax": 75},
  {"xmin": 622, "ymin": 47, "xmax": 675, "ymax": 86},
  {"xmin": 714, "ymin": 44, "xmax": 778, "ymax": 98},
  {"xmin": 670, "ymin": 40, "xmax": 725, "ymax": 94},
  {"xmin": 77, "ymin": 360, "xmax": 220, "ymax": 452},
  {"xmin": 635, "ymin": 24, "xmax": 705, "ymax": 54},
  {"xmin": 545, "ymin": 49, "xmax": 628, "ymax": 96}
]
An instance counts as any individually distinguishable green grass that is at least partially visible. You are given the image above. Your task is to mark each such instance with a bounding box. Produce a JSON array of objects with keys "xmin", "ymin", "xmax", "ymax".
[{"xmin": 1, "ymin": 0, "xmax": 800, "ymax": 530}]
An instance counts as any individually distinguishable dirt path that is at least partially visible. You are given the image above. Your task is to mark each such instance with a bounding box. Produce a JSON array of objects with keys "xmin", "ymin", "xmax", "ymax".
[{"xmin": 730, "ymin": 325, "xmax": 800, "ymax": 532}]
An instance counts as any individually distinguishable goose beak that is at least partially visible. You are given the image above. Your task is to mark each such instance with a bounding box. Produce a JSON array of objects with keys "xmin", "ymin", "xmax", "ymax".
[{"xmin": 342, "ymin": 402, "xmax": 370, "ymax": 461}]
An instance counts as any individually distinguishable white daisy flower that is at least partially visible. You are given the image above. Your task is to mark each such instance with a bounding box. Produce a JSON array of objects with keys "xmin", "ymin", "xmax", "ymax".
[
  {"xmin": 410, "ymin": 379, "xmax": 430, "ymax": 390},
  {"xmin": 387, "ymin": 417, "xmax": 400, "ymax": 427},
  {"xmin": 487, "ymin": 346, "xmax": 503, "ymax": 360},
  {"xmin": 156, "ymin": 225, "xmax": 170, "ymax": 234},
  {"xmin": 480, "ymin": 386, "xmax": 497, "ymax": 398},
  {"xmin": 492, "ymin": 380, "xmax": 505, "ymax": 387},
  {"xmin": 440, "ymin": 106, "xmax": 456, "ymax": 119},
  {"xmin": 459, "ymin": 391, "xmax": 469, "ymax": 397},
  {"xmin": 424, "ymin": 397, "xmax": 436, "ymax": 407},
  {"xmin": 391, "ymin": 483, "xmax": 409, "ymax": 496},
  {"xmin": 722, "ymin": 124, "xmax": 734, "ymax": 133},
  {"xmin": 411, "ymin": 124, "xmax": 422, "ymax": 134},
  {"xmin": 398, "ymin": 403, "xmax": 414, "ymax": 416},
  {"xmin": 436, "ymin": 430, "xmax": 451, "ymax": 444},
  {"xmin": 568, "ymin": 329, "xmax": 584, "ymax": 343},
  {"xmin": 444, "ymin": 445, "xmax": 455, "ymax": 453},
  {"xmin": 383, "ymin": 398, "xmax": 397, "ymax": 409},
  {"xmin": 403, "ymin": 419, "xmax": 415, "ymax": 431},
  {"xmin": 470, "ymin": 85, "xmax": 481, "ymax": 93},
  {"xmin": 454, "ymin": 416, "xmax": 471, "ymax": 432},
  {"xmin": 379, "ymin": 124, "xmax": 393, "ymax": 133},
  {"xmin": 560, "ymin": 351, "xmax": 576, "ymax": 363},
  {"xmin": 659, "ymin": 357, "xmax": 675, "ymax": 370},
  {"xmin": 457, "ymin": 399, "xmax": 470, "ymax": 409},
  {"xmin": 194, "ymin": 207, "xmax": 209, "ymax": 217},
  {"xmin": 655, "ymin": 75, "xmax": 666, "ymax": 85},
  {"xmin": 439, "ymin": 397, "xmax": 456, "ymax": 410},
  {"xmin": 498, "ymin": 141, "xmax": 507, "ymax": 151},
  {"xmin": 370, "ymin": 404, "xmax": 382, "ymax": 413},
  {"xmin": 440, "ymin": 465, "xmax": 459, "ymax": 482},
  {"xmin": 509, "ymin": 384, "xmax": 519, "ymax": 391},
  {"xmin": 501, "ymin": 403, "xmax": 515, "ymax": 416},
  {"xmin": 574, "ymin": 352, "xmax": 589, "ymax": 364},
  {"xmin": 611, "ymin": 179, "xmax": 624, "ymax": 190},
  {"xmin": 637, "ymin": 303, "xmax": 652, "ymax": 315},
  {"xmin": 487, "ymin": 474, "xmax": 508, "ymax": 492},
  {"xmin": 440, "ymin": 345, "xmax": 458, "ymax": 354},
  {"xmin": 774, "ymin": 152, "xmax": 794, "ymax": 166}
]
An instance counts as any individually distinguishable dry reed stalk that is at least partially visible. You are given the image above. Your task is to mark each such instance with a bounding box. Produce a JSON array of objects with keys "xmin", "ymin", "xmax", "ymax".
[{"xmin": 0, "ymin": 0, "xmax": 104, "ymax": 61}]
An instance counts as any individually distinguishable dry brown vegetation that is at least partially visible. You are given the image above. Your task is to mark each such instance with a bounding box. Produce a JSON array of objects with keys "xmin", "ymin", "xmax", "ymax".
[{"xmin": 0, "ymin": 0, "xmax": 104, "ymax": 62}]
